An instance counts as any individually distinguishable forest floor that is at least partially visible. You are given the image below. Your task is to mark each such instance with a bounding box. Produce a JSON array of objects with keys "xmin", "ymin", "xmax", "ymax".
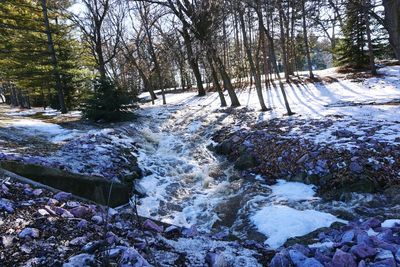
[{"xmin": 0, "ymin": 65, "xmax": 400, "ymax": 266}]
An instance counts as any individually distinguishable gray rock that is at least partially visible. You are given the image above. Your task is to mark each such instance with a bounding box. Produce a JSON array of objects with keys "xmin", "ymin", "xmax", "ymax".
[
  {"xmin": 270, "ymin": 252, "xmax": 291, "ymax": 267},
  {"xmin": 91, "ymin": 215, "xmax": 103, "ymax": 224},
  {"xmin": 350, "ymin": 243, "xmax": 377, "ymax": 259},
  {"xmin": 332, "ymin": 249, "xmax": 357, "ymax": 267},
  {"xmin": 18, "ymin": 228, "xmax": 39, "ymax": 239},
  {"xmin": 341, "ymin": 230, "xmax": 355, "ymax": 243},
  {"xmin": 69, "ymin": 236, "xmax": 87, "ymax": 246},
  {"xmin": 349, "ymin": 162, "xmax": 363, "ymax": 173},
  {"xmin": 369, "ymin": 258, "xmax": 397, "ymax": 267},
  {"xmin": 143, "ymin": 219, "xmax": 163, "ymax": 233},
  {"xmin": 120, "ymin": 247, "xmax": 151, "ymax": 266},
  {"xmin": 1, "ymin": 235, "xmax": 14, "ymax": 247},
  {"xmin": 70, "ymin": 206, "xmax": 93, "ymax": 218},
  {"xmin": 0, "ymin": 198, "xmax": 14, "ymax": 213},
  {"xmin": 63, "ymin": 253, "xmax": 95, "ymax": 267},
  {"xmin": 54, "ymin": 192, "xmax": 72, "ymax": 201},
  {"xmin": 375, "ymin": 249, "xmax": 394, "ymax": 261}
]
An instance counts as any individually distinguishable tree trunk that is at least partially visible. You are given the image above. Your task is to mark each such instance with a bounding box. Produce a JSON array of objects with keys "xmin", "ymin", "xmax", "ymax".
[
  {"xmin": 383, "ymin": 0, "xmax": 400, "ymax": 60},
  {"xmin": 210, "ymin": 47, "xmax": 240, "ymax": 107},
  {"xmin": 182, "ymin": 26, "xmax": 206, "ymax": 96},
  {"xmin": 207, "ymin": 55, "xmax": 227, "ymax": 107},
  {"xmin": 364, "ymin": 0, "xmax": 377, "ymax": 75},
  {"xmin": 301, "ymin": 0, "xmax": 314, "ymax": 79},
  {"xmin": 41, "ymin": 0, "xmax": 67, "ymax": 114},
  {"xmin": 239, "ymin": 9, "xmax": 268, "ymax": 111}
]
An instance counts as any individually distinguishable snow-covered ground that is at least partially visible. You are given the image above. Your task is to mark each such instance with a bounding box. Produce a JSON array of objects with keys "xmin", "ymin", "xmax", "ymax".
[{"xmin": 1, "ymin": 65, "xmax": 399, "ymax": 249}]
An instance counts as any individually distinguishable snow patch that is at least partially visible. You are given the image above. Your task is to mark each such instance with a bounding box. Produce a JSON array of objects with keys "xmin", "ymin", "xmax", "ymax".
[
  {"xmin": 269, "ymin": 179, "xmax": 318, "ymax": 201},
  {"xmin": 381, "ymin": 219, "xmax": 400, "ymax": 228},
  {"xmin": 251, "ymin": 205, "xmax": 345, "ymax": 248}
]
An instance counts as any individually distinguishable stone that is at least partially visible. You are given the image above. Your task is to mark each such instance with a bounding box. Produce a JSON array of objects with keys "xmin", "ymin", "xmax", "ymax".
[
  {"xmin": 70, "ymin": 206, "xmax": 93, "ymax": 218},
  {"xmin": 349, "ymin": 162, "xmax": 363, "ymax": 173},
  {"xmin": 82, "ymin": 241, "xmax": 102, "ymax": 253},
  {"xmin": 350, "ymin": 244, "xmax": 377, "ymax": 259},
  {"xmin": 1, "ymin": 235, "xmax": 14, "ymax": 248},
  {"xmin": 69, "ymin": 236, "xmax": 87, "ymax": 246},
  {"xmin": 270, "ymin": 252, "xmax": 291, "ymax": 267},
  {"xmin": 32, "ymin": 189, "xmax": 43, "ymax": 196},
  {"xmin": 369, "ymin": 258, "xmax": 397, "ymax": 267},
  {"xmin": 91, "ymin": 215, "xmax": 103, "ymax": 224},
  {"xmin": 302, "ymin": 258, "xmax": 323, "ymax": 267},
  {"xmin": 0, "ymin": 198, "xmax": 14, "ymax": 213},
  {"xmin": 205, "ymin": 252, "xmax": 226, "ymax": 267},
  {"xmin": 120, "ymin": 247, "xmax": 151, "ymax": 266},
  {"xmin": 54, "ymin": 192, "xmax": 72, "ymax": 201},
  {"xmin": 62, "ymin": 253, "xmax": 95, "ymax": 267},
  {"xmin": 375, "ymin": 249, "xmax": 394, "ymax": 261},
  {"xmin": 37, "ymin": 209, "xmax": 50, "ymax": 216},
  {"xmin": 143, "ymin": 219, "xmax": 163, "ymax": 233},
  {"xmin": 289, "ymin": 249, "xmax": 307, "ymax": 266},
  {"xmin": 182, "ymin": 225, "xmax": 198, "ymax": 237},
  {"xmin": 18, "ymin": 228, "xmax": 40, "ymax": 239},
  {"xmin": 332, "ymin": 249, "xmax": 357, "ymax": 267},
  {"xmin": 377, "ymin": 229, "xmax": 394, "ymax": 243},
  {"xmin": 234, "ymin": 154, "xmax": 257, "ymax": 170},
  {"xmin": 341, "ymin": 230, "xmax": 355, "ymax": 243},
  {"xmin": 77, "ymin": 220, "xmax": 88, "ymax": 229}
]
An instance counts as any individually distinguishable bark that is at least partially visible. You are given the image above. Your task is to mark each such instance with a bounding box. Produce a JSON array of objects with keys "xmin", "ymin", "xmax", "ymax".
[
  {"xmin": 383, "ymin": 0, "xmax": 400, "ymax": 60},
  {"xmin": 364, "ymin": 0, "xmax": 377, "ymax": 75},
  {"xmin": 239, "ymin": 9, "xmax": 268, "ymax": 111},
  {"xmin": 182, "ymin": 26, "xmax": 206, "ymax": 96},
  {"xmin": 301, "ymin": 0, "xmax": 315, "ymax": 79},
  {"xmin": 41, "ymin": 0, "xmax": 67, "ymax": 114},
  {"xmin": 207, "ymin": 55, "xmax": 227, "ymax": 107}
]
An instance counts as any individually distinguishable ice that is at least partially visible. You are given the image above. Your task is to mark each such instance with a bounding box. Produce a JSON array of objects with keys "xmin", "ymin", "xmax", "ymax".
[{"xmin": 251, "ymin": 205, "xmax": 345, "ymax": 248}]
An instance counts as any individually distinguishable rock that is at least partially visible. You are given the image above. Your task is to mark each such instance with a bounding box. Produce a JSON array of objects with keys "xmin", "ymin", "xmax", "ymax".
[
  {"xmin": 289, "ymin": 249, "xmax": 307, "ymax": 266},
  {"xmin": 0, "ymin": 198, "xmax": 14, "ymax": 213},
  {"xmin": 270, "ymin": 252, "xmax": 291, "ymax": 267},
  {"xmin": 143, "ymin": 219, "xmax": 163, "ymax": 233},
  {"xmin": 63, "ymin": 253, "xmax": 95, "ymax": 267},
  {"xmin": 375, "ymin": 249, "xmax": 394, "ymax": 261},
  {"xmin": 69, "ymin": 236, "xmax": 87, "ymax": 246},
  {"xmin": 350, "ymin": 243, "xmax": 377, "ymax": 259},
  {"xmin": 82, "ymin": 241, "xmax": 102, "ymax": 253},
  {"xmin": 297, "ymin": 154, "xmax": 309, "ymax": 164},
  {"xmin": 1, "ymin": 235, "xmax": 14, "ymax": 247},
  {"xmin": 18, "ymin": 228, "xmax": 39, "ymax": 239},
  {"xmin": 91, "ymin": 215, "xmax": 103, "ymax": 224},
  {"xmin": 341, "ymin": 230, "xmax": 355, "ymax": 243},
  {"xmin": 215, "ymin": 140, "xmax": 233, "ymax": 155},
  {"xmin": 47, "ymin": 198, "xmax": 59, "ymax": 206},
  {"xmin": 349, "ymin": 162, "xmax": 363, "ymax": 173},
  {"xmin": 70, "ymin": 206, "xmax": 93, "ymax": 218},
  {"xmin": 205, "ymin": 252, "xmax": 226, "ymax": 267},
  {"xmin": 77, "ymin": 219, "xmax": 88, "ymax": 229},
  {"xmin": 182, "ymin": 225, "xmax": 198, "ymax": 237},
  {"xmin": 32, "ymin": 189, "xmax": 43, "ymax": 196},
  {"xmin": 356, "ymin": 231, "xmax": 373, "ymax": 246},
  {"xmin": 376, "ymin": 229, "xmax": 394, "ymax": 243},
  {"xmin": 395, "ymin": 248, "xmax": 400, "ymax": 262},
  {"xmin": 334, "ymin": 129, "xmax": 353, "ymax": 138},
  {"xmin": 332, "ymin": 249, "xmax": 357, "ymax": 267},
  {"xmin": 37, "ymin": 209, "xmax": 50, "ymax": 216},
  {"xmin": 120, "ymin": 247, "xmax": 151, "ymax": 266},
  {"xmin": 302, "ymin": 258, "xmax": 323, "ymax": 267},
  {"xmin": 369, "ymin": 258, "xmax": 397, "ymax": 267},
  {"xmin": 234, "ymin": 154, "xmax": 257, "ymax": 170},
  {"xmin": 291, "ymin": 244, "xmax": 311, "ymax": 257},
  {"xmin": 54, "ymin": 192, "xmax": 72, "ymax": 201},
  {"xmin": 361, "ymin": 218, "xmax": 381, "ymax": 229},
  {"xmin": 54, "ymin": 207, "xmax": 74, "ymax": 218}
]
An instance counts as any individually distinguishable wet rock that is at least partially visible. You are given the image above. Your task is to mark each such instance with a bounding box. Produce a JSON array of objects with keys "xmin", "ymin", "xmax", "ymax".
[
  {"xmin": 143, "ymin": 219, "xmax": 163, "ymax": 233},
  {"xmin": 214, "ymin": 140, "xmax": 233, "ymax": 155},
  {"xmin": 120, "ymin": 247, "xmax": 151, "ymax": 266},
  {"xmin": 0, "ymin": 198, "xmax": 14, "ymax": 213},
  {"xmin": 350, "ymin": 243, "xmax": 377, "ymax": 259},
  {"xmin": 54, "ymin": 192, "xmax": 72, "ymax": 201},
  {"xmin": 18, "ymin": 227, "xmax": 40, "ymax": 239},
  {"xmin": 270, "ymin": 252, "xmax": 291, "ymax": 267},
  {"xmin": 332, "ymin": 249, "xmax": 356, "ymax": 267},
  {"xmin": 62, "ymin": 253, "xmax": 95, "ymax": 267},
  {"xmin": 234, "ymin": 154, "xmax": 257, "ymax": 170},
  {"xmin": 182, "ymin": 225, "xmax": 198, "ymax": 237},
  {"xmin": 205, "ymin": 252, "xmax": 226, "ymax": 267},
  {"xmin": 70, "ymin": 206, "xmax": 93, "ymax": 218}
]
